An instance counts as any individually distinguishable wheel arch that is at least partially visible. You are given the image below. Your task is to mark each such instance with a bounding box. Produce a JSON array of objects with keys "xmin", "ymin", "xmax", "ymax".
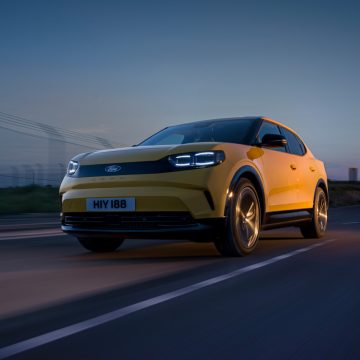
[
  {"xmin": 315, "ymin": 179, "xmax": 329, "ymax": 204},
  {"xmin": 226, "ymin": 165, "xmax": 266, "ymax": 224}
]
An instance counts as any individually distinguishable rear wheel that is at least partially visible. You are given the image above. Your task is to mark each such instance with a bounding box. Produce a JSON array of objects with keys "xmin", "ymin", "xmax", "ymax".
[
  {"xmin": 215, "ymin": 178, "xmax": 261, "ymax": 256},
  {"xmin": 300, "ymin": 187, "xmax": 328, "ymax": 238},
  {"xmin": 77, "ymin": 237, "xmax": 124, "ymax": 252}
]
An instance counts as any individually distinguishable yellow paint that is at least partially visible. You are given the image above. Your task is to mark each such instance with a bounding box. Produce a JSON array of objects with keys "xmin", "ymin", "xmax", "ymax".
[{"xmin": 60, "ymin": 123, "xmax": 327, "ymax": 219}]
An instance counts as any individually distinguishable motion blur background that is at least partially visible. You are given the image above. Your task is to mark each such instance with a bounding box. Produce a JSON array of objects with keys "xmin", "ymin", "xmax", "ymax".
[{"xmin": 1, "ymin": 0, "xmax": 360, "ymax": 186}]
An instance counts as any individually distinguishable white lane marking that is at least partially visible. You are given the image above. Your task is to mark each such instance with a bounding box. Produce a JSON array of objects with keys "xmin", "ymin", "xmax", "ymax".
[
  {"xmin": 342, "ymin": 221, "xmax": 360, "ymax": 225},
  {"xmin": 0, "ymin": 238, "xmax": 336, "ymax": 359},
  {"xmin": 0, "ymin": 229, "xmax": 66, "ymax": 241}
]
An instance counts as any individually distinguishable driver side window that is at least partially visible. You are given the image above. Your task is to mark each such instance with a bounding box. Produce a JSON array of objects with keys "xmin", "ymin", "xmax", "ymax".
[{"xmin": 257, "ymin": 121, "xmax": 286, "ymax": 152}]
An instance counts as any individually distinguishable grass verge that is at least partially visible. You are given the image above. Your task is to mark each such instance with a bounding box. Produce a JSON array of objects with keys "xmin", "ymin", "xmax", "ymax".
[
  {"xmin": 0, "ymin": 185, "xmax": 60, "ymax": 214},
  {"xmin": 328, "ymin": 181, "xmax": 360, "ymax": 207}
]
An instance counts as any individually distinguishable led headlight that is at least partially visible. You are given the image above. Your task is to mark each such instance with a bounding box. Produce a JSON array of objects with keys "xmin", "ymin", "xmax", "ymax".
[
  {"xmin": 67, "ymin": 160, "xmax": 79, "ymax": 176},
  {"xmin": 168, "ymin": 151, "xmax": 225, "ymax": 168}
]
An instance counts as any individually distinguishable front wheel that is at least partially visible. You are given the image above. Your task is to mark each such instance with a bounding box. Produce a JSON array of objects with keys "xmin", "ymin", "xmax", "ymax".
[
  {"xmin": 215, "ymin": 178, "xmax": 261, "ymax": 256},
  {"xmin": 77, "ymin": 237, "xmax": 124, "ymax": 252},
  {"xmin": 300, "ymin": 187, "xmax": 328, "ymax": 238}
]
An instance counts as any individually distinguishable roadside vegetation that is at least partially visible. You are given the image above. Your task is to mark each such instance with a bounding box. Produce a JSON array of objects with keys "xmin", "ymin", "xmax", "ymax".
[
  {"xmin": 328, "ymin": 181, "xmax": 360, "ymax": 207},
  {"xmin": 0, "ymin": 181, "xmax": 359, "ymax": 214},
  {"xmin": 0, "ymin": 185, "xmax": 60, "ymax": 214}
]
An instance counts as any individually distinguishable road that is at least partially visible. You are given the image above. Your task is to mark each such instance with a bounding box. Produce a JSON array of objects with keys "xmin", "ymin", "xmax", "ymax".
[{"xmin": 0, "ymin": 207, "xmax": 359, "ymax": 359}]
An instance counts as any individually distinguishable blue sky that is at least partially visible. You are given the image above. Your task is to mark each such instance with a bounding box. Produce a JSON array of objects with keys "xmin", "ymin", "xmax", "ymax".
[{"xmin": 0, "ymin": 0, "xmax": 359, "ymax": 179}]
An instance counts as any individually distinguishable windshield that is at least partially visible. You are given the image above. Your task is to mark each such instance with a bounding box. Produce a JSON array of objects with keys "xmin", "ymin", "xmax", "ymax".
[{"xmin": 139, "ymin": 119, "xmax": 259, "ymax": 146}]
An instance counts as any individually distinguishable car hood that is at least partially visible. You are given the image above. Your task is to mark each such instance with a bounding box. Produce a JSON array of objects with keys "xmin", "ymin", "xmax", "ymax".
[{"xmin": 75, "ymin": 143, "xmax": 221, "ymax": 165}]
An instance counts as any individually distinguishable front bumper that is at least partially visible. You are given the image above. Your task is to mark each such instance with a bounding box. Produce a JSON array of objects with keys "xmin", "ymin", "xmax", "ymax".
[
  {"xmin": 61, "ymin": 212, "xmax": 225, "ymax": 241},
  {"xmin": 59, "ymin": 163, "xmax": 233, "ymax": 219}
]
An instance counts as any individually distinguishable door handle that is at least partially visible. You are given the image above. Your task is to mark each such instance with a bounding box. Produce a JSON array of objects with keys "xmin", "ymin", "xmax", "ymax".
[
  {"xmin": 290, "ymin": 164, "xmax": 297, "ymax": 170},
  {"xmin": 309, "ymin": 166, "xmax": 316, "ymax": 172}
]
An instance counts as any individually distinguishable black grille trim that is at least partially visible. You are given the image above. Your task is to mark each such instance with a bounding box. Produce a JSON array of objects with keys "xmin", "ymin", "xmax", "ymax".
[
  {"xmin": 63, "ymin": 212, "xmax": 195, "ymax": 230},
  {"xmin": 70, "ymin": 154, "xmax": 222, "ymax": 178},
  {"xmin": 74, "ymin": 158, "xmax": 174, "ymax": 177}
]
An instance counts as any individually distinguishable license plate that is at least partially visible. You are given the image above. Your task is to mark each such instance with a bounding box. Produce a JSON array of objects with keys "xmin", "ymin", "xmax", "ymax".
[{"xmin": 86, "ymin": 198, "xmax": 135, "ymax": 211}]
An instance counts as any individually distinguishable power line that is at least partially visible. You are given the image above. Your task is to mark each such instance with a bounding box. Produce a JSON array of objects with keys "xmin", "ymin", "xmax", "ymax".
[
  {"xmin": 0, "ymin": 115, "xmax": 110, "ymax": 147},
  {"xmin": 0, "ymin": 111, "xmax": 110, "ymax": 141},
  {"xmin": 0, "ymin": 111, "xmax": 126, "ymax": 149},
  {"xmin": 0, "ymin": 112, "xmax": 107, "ymax": 144},
  {"xmin": 0, "ymin": 124, "xmax": 102, "ymax": 150}
]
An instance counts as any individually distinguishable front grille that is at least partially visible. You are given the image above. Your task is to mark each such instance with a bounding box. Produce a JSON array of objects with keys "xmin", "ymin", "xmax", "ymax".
[{"xmin": 63, "ymin": 212, "xmax": 195, "ymax": 230}]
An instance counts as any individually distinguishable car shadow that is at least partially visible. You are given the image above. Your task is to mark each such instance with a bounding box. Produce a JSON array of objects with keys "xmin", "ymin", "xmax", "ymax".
[
  {"xmin": 68, "ymin": 241, "xmax": 221, "ymax": 264},
  {"xmin": 68, "ymin": 232, "xmax": 309, "ymax": 265}
]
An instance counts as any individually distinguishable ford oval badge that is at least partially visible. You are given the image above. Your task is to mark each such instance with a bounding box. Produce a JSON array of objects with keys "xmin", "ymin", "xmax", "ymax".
[{"xmin": 105, "ymin": 165, "xmax": 122, "ymax": 173}]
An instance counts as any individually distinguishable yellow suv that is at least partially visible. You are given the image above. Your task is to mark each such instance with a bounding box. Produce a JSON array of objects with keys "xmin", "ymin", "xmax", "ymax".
[{"xmin": 60, "ymin": 117, "xmax": 328, "ymax": 256}]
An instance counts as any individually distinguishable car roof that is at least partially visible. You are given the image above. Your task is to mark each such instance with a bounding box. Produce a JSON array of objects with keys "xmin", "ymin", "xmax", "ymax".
[
  {"xmin": 171, "ymin": 116, "xmax": 298, "ymax": 135},
  {"xmin": 177, "ymin": 116, "xmax": 299, "ymax": 136},
  {"xmin": 172, "ymin": 116, "xmax": 262, "ymax": 127}
]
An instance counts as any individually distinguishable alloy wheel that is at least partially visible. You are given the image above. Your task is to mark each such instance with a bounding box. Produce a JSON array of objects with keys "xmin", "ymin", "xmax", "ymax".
[
  {"xmin": 235, "ymin": 187, "xmax": 260, "ymax": 248},
  {"xmin": 317, "ymin": 192, "xmax": 328, "ymax": 232}
]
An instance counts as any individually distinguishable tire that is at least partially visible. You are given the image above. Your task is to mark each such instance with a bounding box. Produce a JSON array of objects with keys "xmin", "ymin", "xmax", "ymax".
[
  {"xmin": 300, "ymin": 187, "xmax": 328, "ymax": 238},
  {"xmin": 77, "ymin": 237, "xmax": 124, "ymax": 252},
  {"xmin": 215, "ymin": 178, "xmax": 261, "ymax": 256}
]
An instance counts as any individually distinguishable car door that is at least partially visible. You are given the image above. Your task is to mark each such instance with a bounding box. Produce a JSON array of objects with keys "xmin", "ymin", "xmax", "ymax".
[
  {"xmin": 257, "ymin": 121, "xmax": 298, "ymax": 212},
  {"xmin": 280, "ymin": 127, "xmax": 315, "ymax": 209}
]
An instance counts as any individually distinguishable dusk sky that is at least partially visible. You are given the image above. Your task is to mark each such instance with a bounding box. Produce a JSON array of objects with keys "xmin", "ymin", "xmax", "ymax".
[{"xmin": 0, "ymin": 0, "xmax": 359, "ymax": 180}]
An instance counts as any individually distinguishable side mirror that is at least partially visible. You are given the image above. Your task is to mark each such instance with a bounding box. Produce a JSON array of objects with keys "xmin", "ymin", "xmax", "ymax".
[{"xmin": 260, "ymin": 133, "xmax": 287, "ymax": 148}]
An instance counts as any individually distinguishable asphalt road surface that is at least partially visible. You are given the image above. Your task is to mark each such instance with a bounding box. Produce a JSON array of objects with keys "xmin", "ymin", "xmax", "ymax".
[{"xmin": 0, "ymin": 207, "xmax": 359, "ymax": 359}]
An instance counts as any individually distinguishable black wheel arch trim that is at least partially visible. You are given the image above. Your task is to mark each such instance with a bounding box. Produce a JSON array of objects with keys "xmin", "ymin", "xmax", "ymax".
[
  {"xmin": 315, "ymin": 179, "xmax": 329, "ymax": 203},
  {"xmin": 225, "ymin": 165, "xmax": 266, "ymax": 224}
]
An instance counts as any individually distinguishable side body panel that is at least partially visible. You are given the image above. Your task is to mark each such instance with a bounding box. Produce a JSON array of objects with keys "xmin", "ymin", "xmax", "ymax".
[{"xmin": 258, "ymin": 148, "xmax": 299, "ymax": 212}]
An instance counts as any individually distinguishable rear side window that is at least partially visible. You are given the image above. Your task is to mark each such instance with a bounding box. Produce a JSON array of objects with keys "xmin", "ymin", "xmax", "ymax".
[{"xmin": 281, "ymin": 128, "xmax": 306, "ymax": 156}]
